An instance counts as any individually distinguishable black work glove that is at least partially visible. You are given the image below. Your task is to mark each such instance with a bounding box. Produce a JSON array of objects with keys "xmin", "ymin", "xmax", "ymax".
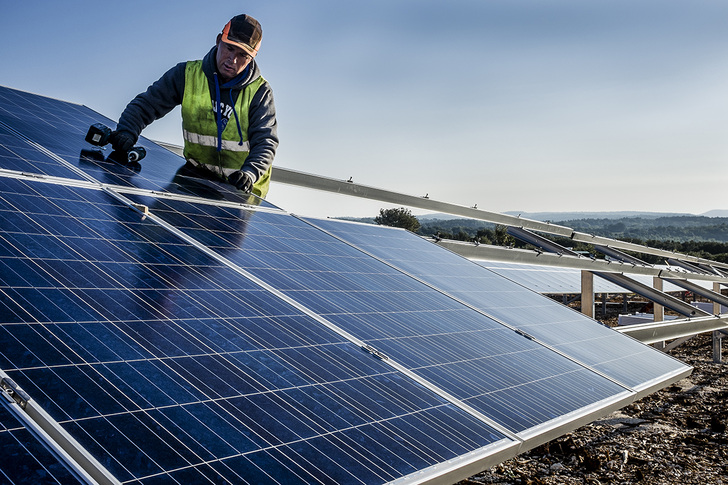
[
  {"xmin": 108, "ymin": 130, "xmax": 137, "ymax": 152},
  {"xmin": 228, "ymin": 170, "xmax": 255, "ymax": 193}
]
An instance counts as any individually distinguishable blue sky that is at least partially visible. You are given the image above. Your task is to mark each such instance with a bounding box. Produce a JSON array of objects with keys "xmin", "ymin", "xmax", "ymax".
[{"xmin": 2, "ymin": 1, "xmax": 727, "ymax": 218}]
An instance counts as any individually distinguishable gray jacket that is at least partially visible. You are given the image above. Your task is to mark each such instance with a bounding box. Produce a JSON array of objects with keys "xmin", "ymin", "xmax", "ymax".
[{"xmin": 116, "ymin": 45, "xmax": 278, "ymax": 182}]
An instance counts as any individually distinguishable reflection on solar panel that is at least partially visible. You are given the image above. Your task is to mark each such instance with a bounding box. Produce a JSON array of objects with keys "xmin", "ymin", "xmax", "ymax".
[{"xmin": 0, "ymin": 85, "xmax": 692, "ymax": 484}]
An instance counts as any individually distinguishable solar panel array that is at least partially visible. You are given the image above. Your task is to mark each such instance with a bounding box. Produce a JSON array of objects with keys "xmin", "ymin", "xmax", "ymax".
[
  {"xmin": 476, "ymin": 260, "xmax": 628, "ymax": 294},
  {"xmin": 476, "ymin": 260, "xmax": 712, "ymax": 295},
  {"xmin": 0, "ymin": 85, "xmax": 692, "ymax": 484}
]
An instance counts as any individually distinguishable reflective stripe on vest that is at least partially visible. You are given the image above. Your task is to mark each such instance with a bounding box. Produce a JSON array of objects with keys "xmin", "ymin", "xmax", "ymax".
[
  {"xmin": 182, "ymin": 130, "xmax": 250, "ymax": 152},
  {"xmin": 181, "ymin": 60, "xmax": 270, "ymax": 198}
]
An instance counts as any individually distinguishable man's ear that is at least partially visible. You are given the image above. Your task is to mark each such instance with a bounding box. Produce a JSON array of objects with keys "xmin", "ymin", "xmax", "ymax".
[{"xmin": 216, "ymin": 33, "xmax": 222, "ymax": 45}]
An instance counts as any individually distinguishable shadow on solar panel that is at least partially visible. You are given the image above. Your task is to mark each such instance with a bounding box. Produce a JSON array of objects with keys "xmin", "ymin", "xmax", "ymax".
[{"xmin": 0, "ymin": 85, "xmax": 691, "ymax": 485}]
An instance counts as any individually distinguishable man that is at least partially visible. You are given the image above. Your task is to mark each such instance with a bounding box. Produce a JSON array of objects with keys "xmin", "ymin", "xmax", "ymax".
[{"xmin": 110, "ymin": 14, "xmax": 278, "ymax": 198}]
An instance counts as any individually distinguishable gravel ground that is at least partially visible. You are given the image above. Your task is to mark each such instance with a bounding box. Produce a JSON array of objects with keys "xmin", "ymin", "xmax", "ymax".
[{"xmin": 458, "ymin": 332, "xmax": 728, "ymax": 485}]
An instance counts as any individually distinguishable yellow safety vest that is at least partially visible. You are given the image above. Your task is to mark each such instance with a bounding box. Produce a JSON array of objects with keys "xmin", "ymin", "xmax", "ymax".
[{"xmin": 181, "ymin": 60, "xmax": 271, "ymax": 198}]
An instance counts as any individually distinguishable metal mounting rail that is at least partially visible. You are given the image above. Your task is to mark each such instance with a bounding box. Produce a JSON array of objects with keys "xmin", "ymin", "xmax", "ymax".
[
  {"xmin": 592, "ymin": 272, "xmax": 712, "ymax": 317},
  {"xmin": 270, "ymin": 166, "xmax": 575, "ymax": 236},
  {"xmin": 433, "ymin": 239, "xmax": 728, "ymax": 285},
  {"xmin": 617, "ymin": 315, "xmax": 728, "ymax": 345},
  {"xmin": 570, "ymin": 232, "xmax": 728, "ymax": 270},
  {"xmin": 667, "ymin": 258, "xmax": 713, "ymax": 275},
  {"xmin": 662, "ymin": 278, "xmax": 728, "ymax": 308},
  {"xmin": 268, "ymin": 166, "xmax": 728, "ymax": 271},
  {"xmin": 154, "ymin": 141, "xmax": 728, "ymax": 272},
  {"xmin": 0, "ymin": 371, "xmax": 119, "ymax": 485},
  {"xmin": 506, "ymin": 226, "xmax": 580, "ymax": 256},
  {"xmin": 594, "ymin": 245, "xmax": 652, "ymax": 267}
]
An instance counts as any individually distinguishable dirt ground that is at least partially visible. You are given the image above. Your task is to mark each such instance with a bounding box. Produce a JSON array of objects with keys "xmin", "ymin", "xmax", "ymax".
[{"xmin": 459, "ymin": 306, "xmax": 728, "ymax": 485}]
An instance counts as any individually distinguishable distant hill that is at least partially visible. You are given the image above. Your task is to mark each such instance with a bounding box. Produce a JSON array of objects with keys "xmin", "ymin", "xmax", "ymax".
[
  {"xmin": 418, "ymin": 215, "xmax": 728, "ymax": 243},
  {"xmin": 418, "ymin": 210, "xmax": 727, "ymax": 222},
  {"xmin": 701, "ymin": 209, "xmax": 728, "ymax": 218},
  {"xmin": 554, "ymin": 215, "xmax": 728, "ymax": 243},
  {"xmin": 342, "ymin": 212, "xmax": 728, "ymax": 243},
  {"xmin": 503, "ymin": 211, "xmax": 692, "ymax": 222}
]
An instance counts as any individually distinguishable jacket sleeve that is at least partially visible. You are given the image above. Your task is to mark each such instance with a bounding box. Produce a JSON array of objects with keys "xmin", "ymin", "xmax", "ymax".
[
  {"xmin": 116, "ymin": 62, "xmax": 187, "ymax": 137},
  {"xmin": 242, "ymin": 81, "xmax": 278, "ymax": 181}
]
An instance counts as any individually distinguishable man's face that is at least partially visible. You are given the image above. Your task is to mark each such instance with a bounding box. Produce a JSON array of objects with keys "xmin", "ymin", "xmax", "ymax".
[{"xmin": 216, "ymin": 41, "xmax": 253, "ymax": 82}]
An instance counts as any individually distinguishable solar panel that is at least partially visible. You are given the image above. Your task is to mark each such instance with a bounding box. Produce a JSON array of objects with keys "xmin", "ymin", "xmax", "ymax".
[
  {"xmin": 0, "ymin": 176, "xmax": 511, "ymax": 483},
  {"xmin": 0, "ymin": 85, "xmax": 278, "ymax": 208},
  {"xmin": 475, "ymin": 260, "xmax": 700, "ymax": 294},
  {"xmin": 302, "ymin": 218, "xmax": 691, "ymax": 393},
  {"xmin": 476, "ymin": 260, "xmax": 628, "ymax": 294},
  {"xmin": 0, "ymin": 85, "xmax": 692, "ymax": 484}
]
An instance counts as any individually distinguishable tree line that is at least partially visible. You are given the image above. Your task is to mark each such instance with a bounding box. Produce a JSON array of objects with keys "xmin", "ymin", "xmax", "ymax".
[{"xmin": 372, "ymin": 208, "xmax": 728, "ymax": 263}]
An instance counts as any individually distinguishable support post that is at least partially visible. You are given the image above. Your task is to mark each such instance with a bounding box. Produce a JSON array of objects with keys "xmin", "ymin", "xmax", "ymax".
[
  {"xmin": 713, "ymin": 331, "xmax": 723, "ymax": 364},
  {"xmin": 714, "ymin": 282, "xmax": 722, "ymax": 315},
  {"xmin": 653, "ymin": 277, "xmax": 665, "ymax": 350},
  {"xmin": 653, "ymin": 277, "xmax": 664, "ymax": 321},
  {"xmin": 581, "ymin": 270, "xmax": 594, "ymax": 318}
]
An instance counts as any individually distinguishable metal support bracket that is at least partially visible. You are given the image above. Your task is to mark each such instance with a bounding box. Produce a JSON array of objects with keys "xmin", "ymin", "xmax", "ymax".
[
  {"xmin": 594, "ymin": 245, "xmax": 651, "ymax": 267},
  {"xmin": 0, "ymin": 376, "xmax": 30, "ymax": 409},
  {"xmin": 506, "ymin": 226, "xmax": 580, "ymax": 256},
  {"xmin": 361, "ymin": 344, "xmax": 389, "ymax": 360}
]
